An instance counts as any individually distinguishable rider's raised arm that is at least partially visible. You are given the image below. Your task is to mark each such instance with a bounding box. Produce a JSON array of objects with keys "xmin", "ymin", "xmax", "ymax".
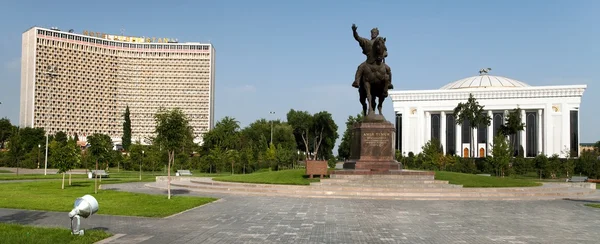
[{"xmin": 353, "ymin": 30, "xmax": 368, "ymax": 47}]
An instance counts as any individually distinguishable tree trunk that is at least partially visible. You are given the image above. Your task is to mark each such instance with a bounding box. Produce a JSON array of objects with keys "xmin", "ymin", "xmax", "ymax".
[
  {"xmin": 95, "ymin": 159, "xmax": 98, "ymax": 194},
  {"xmin": 62, "ymin": 172, "xmax": 65, "ymax": 189},
  {"xmin": 301, "ymin": 130, "xmax": 310, "ymax": 160},
  {"xmin": 69, "ymin": 172, "xmax": 72, "ymax": 185},
  {"xmin": 313, "ymin": 128, "xmax": 324, "ymax": 161},
  {"xmin": 139, "ymin": 162, "xmax": 142, "ymax": 181}
]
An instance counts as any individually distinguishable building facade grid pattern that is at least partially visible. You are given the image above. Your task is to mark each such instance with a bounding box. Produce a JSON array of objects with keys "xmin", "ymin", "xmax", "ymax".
[{"xmin": 20, "ymin": 27, "xmax": 215, "ymax": 143}]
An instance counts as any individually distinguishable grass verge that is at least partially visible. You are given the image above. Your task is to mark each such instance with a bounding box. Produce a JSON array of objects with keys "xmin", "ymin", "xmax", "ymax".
[
  {"xmin": 0, "ymin": 170, "xmax": 13, "ymax": 173},
  {"xmin": 0, "ymin": 180, "xmax": 217, "ymax": 217},
  {"xmin": 585, "ymin": 204, "xmax": 600, "ymax": 208},
  {"xmin": 0, "ymin": 222, "xmax": 112, "ymax": 244},
  {"xmin": 435, "ymin": 171, "xmax": 542, "ymax": 187},
  {"xmin": 213, "ymin": 169, "xmax": 319, "ymax": 185},
  {"xmin": 0, "ymin": 174, "xmax": 88, "ymax": 181}
]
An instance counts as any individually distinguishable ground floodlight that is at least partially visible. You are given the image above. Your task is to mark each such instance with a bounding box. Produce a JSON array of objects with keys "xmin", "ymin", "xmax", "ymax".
[{"xmin": 68, "ymin": 194, "xmax": 99, "ymax": 235}]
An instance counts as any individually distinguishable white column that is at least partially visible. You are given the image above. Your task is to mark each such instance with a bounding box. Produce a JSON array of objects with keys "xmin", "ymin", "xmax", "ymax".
[
  {"xmin": 402, "ymin": 108, "xmax": 408, "ymax": 155},
  {"xmin": 425, "ymin": 112, "xmax": 431, "ymax": 143},
  {"xmin": 441, "ymin": 111, "xmax": 447, "ymax": 154},
  {"xmin": 561, "ymin": 103, "xmax": 570, "ymax": 157},
  {"xmin": 544, "ymin": 104, "xmax": 553, "ymax": 156},
  {"xmin": 473, "ymin": 127, "xmax": 478, "ymax": 157},
  {"xmin": 537, "ymin": 109, "xmax": 543, "ymax": 155},
  {"xmin": 520, "ymin": 109, "xmax": 526, "ymax": 156},
  {"xmin": 487, "ymin": 110, "xmax": 493, "ymax": 156},
  {"xmin": 456, "ymin": 122, "xmax": 462, "ymax": 156}
]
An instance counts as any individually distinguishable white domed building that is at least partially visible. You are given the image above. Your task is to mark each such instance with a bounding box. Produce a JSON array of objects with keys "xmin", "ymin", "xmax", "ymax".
[{"xmin": 389, "ymin": 70, "xmax": 587, "ymax": 158}]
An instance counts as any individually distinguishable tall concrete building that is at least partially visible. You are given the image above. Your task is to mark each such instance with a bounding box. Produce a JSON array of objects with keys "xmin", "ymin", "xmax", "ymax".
[{"xmin": 20, "ymin": 27, "xmax": 215, "ymax": 144}]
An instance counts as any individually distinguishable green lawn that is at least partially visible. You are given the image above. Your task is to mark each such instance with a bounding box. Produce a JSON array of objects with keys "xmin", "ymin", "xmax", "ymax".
[
  {"xmin": 435, "ymin": 171, "xmax": 542, "ymax": 187},
  {"xmin": 0, "ymin": 174, "xmax": 89, "ymax": 181},
  {"xmin": 0, "ymin": 180, "xmax": 217, "ymax": 217},
  {"xmin": 0, "ymin": 222, "xmax": 112, "ymax": 244},
  {"xmin": 213, "ymin": 169, "xmax": 319, "ymax": 185},
  {"xmin": 0, "ymin": 170, "xmax": 13, "ymax": 173},
  {"xmin": 585, "ymin": 204, "xmax": 600, "ymax": 208}
]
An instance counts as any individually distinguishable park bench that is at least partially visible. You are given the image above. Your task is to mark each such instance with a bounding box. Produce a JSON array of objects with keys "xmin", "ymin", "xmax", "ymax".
[
  {"xmin": 91, "ymin": 170, "xmax": 109, "ymax": 178},
  {"xmin": 176, "ymin": 170, "xmax": 193, "ymax": 176},
  {"xmin": 567, "ymin": 176, "xmax": 588, "ymax": 182}
]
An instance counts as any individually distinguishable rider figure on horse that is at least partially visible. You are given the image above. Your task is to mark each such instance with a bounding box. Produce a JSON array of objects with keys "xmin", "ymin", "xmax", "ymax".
[{"xmin": 351, "ymin": 24, "xmax": 393, "ymax": 96}]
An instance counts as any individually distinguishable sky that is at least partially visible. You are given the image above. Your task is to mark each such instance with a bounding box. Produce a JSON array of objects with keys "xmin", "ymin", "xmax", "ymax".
[{"xmin": 0, "ymin": 0, "xmax": 598, "ymax": 152}]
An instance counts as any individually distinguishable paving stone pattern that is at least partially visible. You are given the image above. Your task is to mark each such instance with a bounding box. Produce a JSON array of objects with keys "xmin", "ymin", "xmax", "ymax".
[{"xmin": 1, "ymin": 182, "xmax": 599, "ymax": 243}]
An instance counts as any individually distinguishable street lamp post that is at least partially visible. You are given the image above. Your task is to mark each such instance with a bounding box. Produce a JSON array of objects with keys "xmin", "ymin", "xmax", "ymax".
[
  {"xmin": 269, "ymin": 111, "xmax": 275, "ymax": 145},
  {"xmin": 37, "ymin": 144, "xmax": 40, "ymax": 169},
  {"xmin": 44, "ymin": 133, "xmax": 48, "ymax": 175},
  {"xmin": 44, "ymin": 64, "xmax": 58, "ymax": 176},
  {"xmin": 140, "ymin": 150, "xmax": 144, "ymax": 181}
]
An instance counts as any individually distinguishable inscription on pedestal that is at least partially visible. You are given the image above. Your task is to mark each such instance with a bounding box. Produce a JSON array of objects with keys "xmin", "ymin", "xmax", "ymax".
[{"xmin": 363, "ymin": 132, "xmax": 390, "ymax": 147}]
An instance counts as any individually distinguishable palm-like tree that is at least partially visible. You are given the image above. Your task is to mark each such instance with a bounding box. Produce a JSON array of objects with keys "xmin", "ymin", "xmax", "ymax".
[{"xmin": 454, "ymin": 93, "xmax": 491, "ymax": 157}]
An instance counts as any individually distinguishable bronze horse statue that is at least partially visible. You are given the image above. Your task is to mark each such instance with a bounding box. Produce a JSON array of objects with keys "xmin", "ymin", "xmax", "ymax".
[{"xmin": 358, "ymin": 37, "xmax": 392, "ymax": 117}]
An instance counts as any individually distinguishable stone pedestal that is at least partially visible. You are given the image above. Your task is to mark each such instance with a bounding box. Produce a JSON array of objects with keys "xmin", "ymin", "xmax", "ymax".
[{"xmin": 341, "ymin": 118, "xmax": 401, "ymax": 173}]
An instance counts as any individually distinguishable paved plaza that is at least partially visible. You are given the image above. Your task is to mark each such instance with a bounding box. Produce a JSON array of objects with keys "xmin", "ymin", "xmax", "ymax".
[{"xmin": 0, "ymin": 182, "xmax": 599, "ymax": 243}]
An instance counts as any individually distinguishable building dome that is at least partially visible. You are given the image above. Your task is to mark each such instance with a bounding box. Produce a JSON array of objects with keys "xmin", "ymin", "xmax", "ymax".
[{"xmin": 440, "ymin": 70, "xmax": 530, "ymax": 90}]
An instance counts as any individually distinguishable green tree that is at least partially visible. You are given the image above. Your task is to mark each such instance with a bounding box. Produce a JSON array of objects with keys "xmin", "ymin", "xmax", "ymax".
[
  {"xmin": 0, "ymin": 118, "xmax": 14, "ymax": 149},
  {"xmin": 337, "ymin": 114, "xmax": 363, "ymax": 160},
  {"xmin": 264, "ymin": 143, "xmax": 277, "ymax": 168},
  {"xmin": 499, "ymin": 108, "xmax": 526, "ymax": 156},
  {"xmin": 74, "ymin": 133, "xmax": 79, "ymax": 142},
  {"xmin": 312, "ymin": 111, "xmax": 339, "ymax": 161},
  {"xmin": 420, "ymin": 138, "xmax": 443, "ymax": 170},
  {"xmin": 287, "ymin": 109, "xmax": 313, "ymax": 158},
  {"xmin": 594, "ymin": 141, "xmax": 600, "ymax": 152},
  {"xmin": 453, "ymin": 93, "xmax": 491, "ymax": 158},
  {"xmin": 154, "ymin": 107, "xmax": 192, "ymax": 199},
  {"xmin": 8, "ymin": 127, "xmax": 23, "ymax": 175},
  {"xmin": 129, "ymin": 143, "xmax": 144, "ymax": 180},
  {"xmin": 50, "ymin": 139, "xmax": 81, "ymax": 189},
  {"xmin": 18, "ymin": 127, "xmax": 46, "ymax": 152},
  {"xmin": 122, "ymin": 105, "xmax": 132, "ymax": 151},
  {"xmin": 54, "ymin": 131, "xmax": 68, "ymax": 145},
  {"xmin": 202, "ymin": 116, "xmax": 240, "ymax": 151},
  {"xmin": 489, "ymin": 135, "xmax": 512, "ymax": 177},
  {"xmin": 87, "ymin": 133, "xmax": 113, "ymax": 193}
]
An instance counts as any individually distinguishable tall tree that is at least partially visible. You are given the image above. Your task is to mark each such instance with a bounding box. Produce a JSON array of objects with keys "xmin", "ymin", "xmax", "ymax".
[
  {"xmin": 50, "ymin": 139, "xmax": 81, "ymax": 189},
  {"xmin": 499, "ymin": 108, "xmax": 526, "ymax": 156},
  {"xmin": 18, "ymin": 127, "xmax": 46, "ymax": 152},
  {"xmin": 8, "ymin": 127, "xmax": 23, "ymax": 175},
  {"xmin": 154, "ymin": 107, "xmax": 191, "ymax": 199},
  {"xmin": 202, "ymin": 116, "xmax": 240, "ymax": 151},
  {"xmin": 453, "ymin": 93, "xmax": 491, "ymax": 158},
  {"xmin": 0, "ymin": 118, "xmax": 14, "ymax": 149},
  {"xmin": 122, "ymin": 105, "xmax": 132, "ymax": 151},
  {"xmin": 312, "ymin": 111, "xmax": 338, "ymax": 160},
  {"xmin": 286, "ymin": 109, "xmax": 313, "ymax": 159},
  {"xmin": 54, "ymin": 131, "xmax": 68, "ymax": 145},
  {"xmin": 87, "ymin": 133, "xmax": 113, "ymax": 193},
  {"xmin": 489, "ymin": 135, "xmax": 512, "ymax": 177},
  {"xmin": 337, "ymin": 114, "xmax": 363, "ymax": 160}
]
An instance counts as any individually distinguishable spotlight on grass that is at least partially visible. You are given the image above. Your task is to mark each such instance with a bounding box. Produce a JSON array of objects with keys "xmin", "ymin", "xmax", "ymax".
[{"xmin": 68, "ymin": 195, "xmax": 99, "ymax": 236}]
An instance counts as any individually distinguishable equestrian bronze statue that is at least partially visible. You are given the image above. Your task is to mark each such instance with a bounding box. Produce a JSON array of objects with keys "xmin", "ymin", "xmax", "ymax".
[{"xmin": 351, "ymin": 24, "xmax": 393, "ymax": 117}]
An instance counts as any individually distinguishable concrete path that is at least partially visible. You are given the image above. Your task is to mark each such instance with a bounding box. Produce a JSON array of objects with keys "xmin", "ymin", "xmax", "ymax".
[{"xmin": 1, "ymin": 182, "xmax": 600, "ymax": 243}]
